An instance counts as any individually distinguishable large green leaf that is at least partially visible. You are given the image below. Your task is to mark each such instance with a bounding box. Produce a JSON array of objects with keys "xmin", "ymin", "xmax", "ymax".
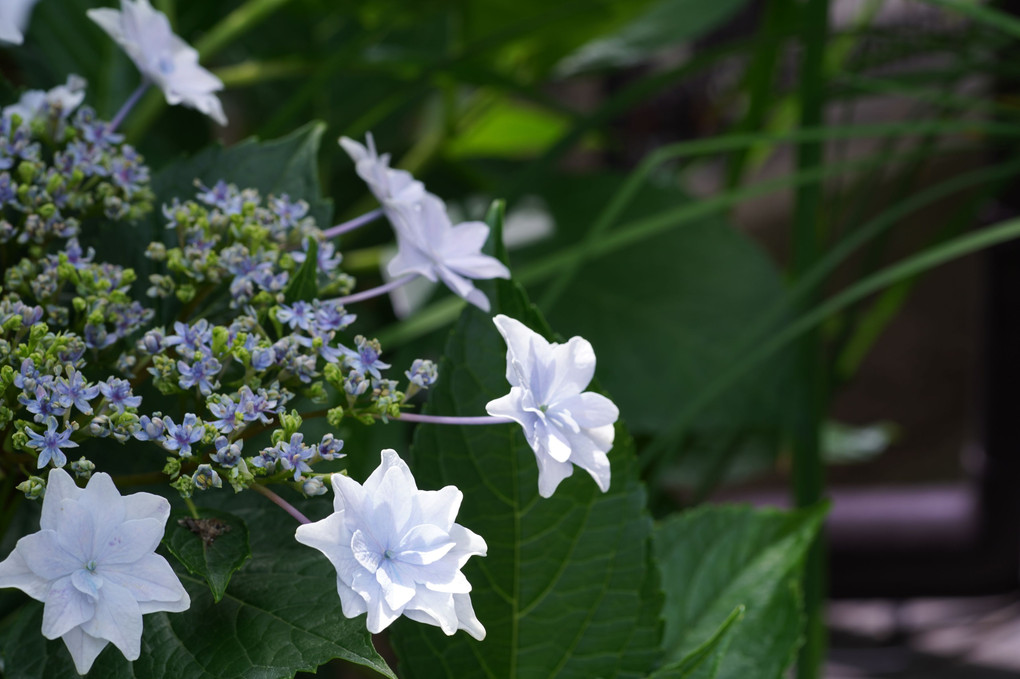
[
  {"xmin": 649, "ymin": 606, "xmax": 743, "ymax": 679},
  {"xmin": 163, "ymin": 509, "xmax": 251, "ymax": 603},
  {"xmin": 0, "ymin": 497, "xmax": 394, "ymax": 679},
  {"xmin": 527, "ymin": 173, "xmax": 793, "ymax": 488},
  {"xmin": 654, "ymin": 504, "xmax": 826, "ymax": 679},
  {"xmin": 389, "ymin": 245, "xmax": 661, "ymax": 675},
  {"xmin": 150, "ymin": 121, "xmax": 333, "ymax": 229}
]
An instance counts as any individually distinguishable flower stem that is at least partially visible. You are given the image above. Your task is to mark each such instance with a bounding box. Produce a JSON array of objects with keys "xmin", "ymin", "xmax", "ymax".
[
  {"xmin": 395, "ymin": 413, "xmax": 515, "ymax": 426},
  {"xmin": 332, "ymin": 274, "xmax": 417, "ymax": 305},
  {"xmin": 320, "ymin": 208, "xmax": 384, "ymax": 240},
  {"xmin": 250, "ymin": 483, "xmax": 311, "ymax": 524},
  {"xmin": 109, "ymin": 82, "xmax": 151, "ymax": 133}
]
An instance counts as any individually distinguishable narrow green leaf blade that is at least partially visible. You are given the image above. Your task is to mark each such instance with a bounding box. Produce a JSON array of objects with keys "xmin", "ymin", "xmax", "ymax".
[
  {"xmin": 655, "ymin": 504, "xmax": 827, "ymax": 679},
  {"xmin": 163, "ymin": 509, "xmax": 251, "ymax": 603}
]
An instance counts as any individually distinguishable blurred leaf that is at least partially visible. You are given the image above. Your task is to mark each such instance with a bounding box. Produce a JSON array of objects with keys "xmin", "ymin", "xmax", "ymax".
[
  {"xmin": 559, "ymin": 0, "xmax": 753, "ymax": 73},
  {"xmin": 655, "ymin": 504, "xmax": 827, "ymax": 678},
  {"xmin": 821, "ymin": 420, "xmax": 897, "ymax": 465},
  {"xmin": 163, "ymin": 509, "xmax": 251, "ymax": 603},
  {"xmin": 446, "ymin": 97, "xmax": 573, "ymax": 159},
  {"xmin": 0, "ymin": 496, "xmax": 394, "ymax": 678}
]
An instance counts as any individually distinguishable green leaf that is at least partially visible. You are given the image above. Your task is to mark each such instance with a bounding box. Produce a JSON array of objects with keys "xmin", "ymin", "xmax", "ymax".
[
  {"xmin": 283, "ymin": 238, "xmax": 319, "ymax": 304},
  {"xmin": 0, "ymin": 497, "xmax": 394, "ymax": 679},
  {"xmin": 649, "ymin": 606, "xmax": 743, "ymax": 679},
  {"xmin": 163, "ymin": 509, "xmax": 251, "ymax": 603},
  {"xmin": 654, "ymin": 504, "xmax": 827, "ymax": 679},
  {"xmin": 150, "ymin": 121, "xmax": 332, "ymax": 229},
  {"xmin": 525, "ymin": 173, "xmax": 793, "ymax": 489},
  {"xmin": 389, "ymin": 236, "xmax": 661, "ymax": 676}
]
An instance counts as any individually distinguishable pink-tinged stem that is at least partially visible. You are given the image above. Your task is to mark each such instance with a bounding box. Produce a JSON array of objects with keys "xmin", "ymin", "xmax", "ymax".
[
  {"xmin": 396, "ymin": 413, "xmax": 515, "ymax": 425},
  {"xmin": 333, "ymin": 274, "xmax": 417, "ymax": 305},
  {"xmin": 320, "ymin": 208, "xmax": 385, "ymax": 239},
  {"xmin": 108, "ymin": 82, "xmax": 150, "ymax": 133},
  {"xmin": 251, "ymin": 483, "xmax": 311, "ymax": 524}
]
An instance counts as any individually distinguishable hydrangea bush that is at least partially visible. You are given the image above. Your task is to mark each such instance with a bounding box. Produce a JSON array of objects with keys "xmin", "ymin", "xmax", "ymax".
[{"xmin": 0, "ymin": 2, "xmax": 833, "ymax": 678}]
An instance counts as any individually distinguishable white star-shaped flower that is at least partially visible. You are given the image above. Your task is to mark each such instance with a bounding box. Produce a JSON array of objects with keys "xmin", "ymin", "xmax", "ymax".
[
  {"xmin": 87, "ymin": 0, "xmax": 226, "ymax": 125},
  {"xmin": 387, "ymin": 194, "xmax": 510, "ymax": 312},
  {"xmin": 295, "ymin": 449, "xmax": 487, "ymax": 639},
  {"xmin": 0, "ymin": 468, "xmax": 190, "ymax": 674},
  {"xmin": 485, "ymin": 315, "xmax": 619, "ymax": 498},
  {"xmin": 0, "ymin": 0, "xmax": 39, "ymax": 45}
]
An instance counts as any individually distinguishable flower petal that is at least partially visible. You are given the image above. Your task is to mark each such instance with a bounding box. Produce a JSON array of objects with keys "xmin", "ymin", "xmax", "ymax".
[
  {"xmin": 0, "ymin": 544, "xmax": 50, "ymax": 600},
  {"xmin": 41, "ymin": 575, "xmax": 96, "ymax": 640},
  {"xmin": 81, "ymin": 579, "xmax": 143, "ymax": 661},
  {"xmin": 60, "ymin": 626, "xmax": 110, "ymax": 676}
]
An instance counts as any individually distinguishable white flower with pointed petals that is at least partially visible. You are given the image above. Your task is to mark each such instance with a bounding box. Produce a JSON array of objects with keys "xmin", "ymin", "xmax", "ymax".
[
  {"xmin": 338, "ymin": 134, "xmax": 425, "ymax": 207},
  {"xmin": 485, "ymin": 315, "xmax": 619, "ymax": 498},
  {"xmin": 0, "ymin": 0, "xmax": 39, "ymax": 45},
  {"xmin": 0, "ymin": 468, "xmax": 190, "ymax": 674},
  {"xmin": 87, "ymin": 0, "xmax": 226, "ymax": 125},
  {"xmin": 295, "ymin": 449, "xmax": 487, "ymax": 639},
  {"xmin": 388, "ymin": 194, "xmax": 510, "ymax": 312}
]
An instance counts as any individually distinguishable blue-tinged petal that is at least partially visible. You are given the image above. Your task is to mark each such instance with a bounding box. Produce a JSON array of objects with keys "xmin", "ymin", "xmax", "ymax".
[
  {"xmin": 19, "ymin": 529, "xmax": 81, "ymax": 579},
  {"xmin": 395, "ymin": 524, "xmax": 455, "ymax": 566},
  {"xmin": 81, "ymin": 579, "xmax": 143, "ymax": 661},
  {"xmin": 104, "ymin": 553, "xmax": 189, "ymax": 608},
  {"xmin": 59, "ymin": 626, "xmax": 110, "ymax": 676},
  {"xmin": 96, "ymin": 518, "xmax": 163, "ymax": 565},
  {"xmin": 40, "ymin": 468, "xmax": 82, "ymax": 531},
  {"xmin": 413, "ymin": 485, "xmax": 462, "ymax": 533},
  {"xmin": 0, "ymin": 545, "xmax": 51, "ymax": 600},
  {"xmin": 41, "ymin": 576, "xmax": 96, "ymax": 640},
  {"xmin": 534, "ymin": 448, "xmax": 576, "ymax": 499}
]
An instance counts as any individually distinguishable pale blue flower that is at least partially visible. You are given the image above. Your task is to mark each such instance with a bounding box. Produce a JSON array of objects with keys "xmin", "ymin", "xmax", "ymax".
[
  {"xmin": 0, "ymin": 469, "xmax": 190, "ymax": 674},
  {"xmin": 387, "ymin": 195, "xmax": 509, "ymax": 312},
  {"xmin": 341, "ymin": 335, "xmax": 390, "ymax": 379},
  {"xmin": 295, "ymin": 449, "xmax": 486, "ymax": 638},
  {"xmin": 161, "ymin": 413, "xmax": 203, "ymax": 457},
  {"xmin": 87, "ymin": 0, "xmax": 226, "ymax": 125},
  {"xmin": 485, "ymin": 315, "xmax": 618, "ymax": 498},
  {"xmin": 24, "ymin": 418, "xmax": 78, "ymax": 468}
]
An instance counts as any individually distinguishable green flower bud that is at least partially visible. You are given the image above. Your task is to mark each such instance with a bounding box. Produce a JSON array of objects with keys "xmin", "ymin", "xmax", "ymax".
[{"xmin": 17, "ymin": 476, "xmax": 46, "ymax": 500}]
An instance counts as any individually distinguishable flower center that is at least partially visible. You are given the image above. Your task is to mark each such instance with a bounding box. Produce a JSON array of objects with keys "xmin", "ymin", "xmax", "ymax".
[
  {"xmin": 84, "ymin": 559, "xmax": 97, "ymax": 573},
  {"xmin": 383, "ymin": 549, "xmax": 395, "ymax": 561},
  {"xmin": 539, "ymin": 404, "xmax": 549, "ymax": 413},
  {"xmin": 157, "ymin": 56, "xmax": 175, "ymax": 75}
]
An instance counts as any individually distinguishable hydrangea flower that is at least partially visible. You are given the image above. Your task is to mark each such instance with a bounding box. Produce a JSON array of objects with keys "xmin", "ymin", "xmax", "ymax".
[
  {"xmin": 24, "ymin": 418, "xmax": 78, "ymax": 468},
  {"xmin": 388, "ymin": 194, "xmax": 509, "ymax": 312},
  {"xmin": 338, "ymin": 134, "xmax": 425, "ymax": 208},
  {"xmin": 485, "ymin": 315, "xmax": 619, "ymax": 498},
  {"xmin": 87, "ymin": 0, "xmax": 227, "ymax": 125},
  {"xmin": 0, "ymin": 469, "xmax": 190, "ymax": 674},
  {"xmin": 295, "ymin": 449, "xmax": 486, "ymax": 639},
  {"xmin": 3, "ymin": 75, "xmax": 87, "ymax": 123}
]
